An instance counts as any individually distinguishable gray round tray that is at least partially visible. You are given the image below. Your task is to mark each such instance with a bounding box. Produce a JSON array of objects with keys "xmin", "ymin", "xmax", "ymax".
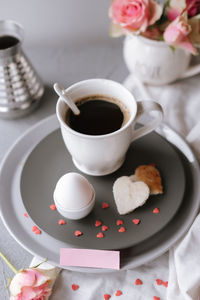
[
  {"xmin": 20, "ymin": 125, "xmax": 185, "ymax": 250},
  {"xmin": 0, "ymin": 115, "xmax": 199, "ymax": 273}
]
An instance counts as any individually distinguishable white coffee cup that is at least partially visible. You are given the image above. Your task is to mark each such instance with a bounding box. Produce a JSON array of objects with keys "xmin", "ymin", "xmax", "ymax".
[{"xmin": 56, "ymin": 78, "xmax": 163, "ymax": 176}]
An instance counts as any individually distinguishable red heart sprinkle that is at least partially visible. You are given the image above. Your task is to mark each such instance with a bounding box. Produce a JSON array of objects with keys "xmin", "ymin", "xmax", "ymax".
[
  {"xmin": 135, "ymin": 278, "xmax": 143, "ymax": 285},
  {"xmin": 156, "ymin": 279, "xmax": 163, "ymax": 285},
  {"xmin": 115, "ymin": 290, "xmax": 122, "ymax": 296},
  {"xmin": 24, "ymin": 213, "xmax": 28, "ymax": 218},
  {"xmin": 153, "ymin": 208, "xmax": 160, "ymax": 214},
  {"xmin": 132, "ymin": 218, "xmax": 140, "ymax": 225},
  {"xmin": 118, "ymin": 226, "xmax": 126, "ymax": 233},
  {"xmin": 116, "ymin": 219, "xmax": 124, "ymax": 226},
  {"xmin": 153, "ymin": 297, "xmax": 160, "ymax": 300},
  {"xmin": 50, "ymin": 204, "xmax": 56, "ymax": 210},
  {"xmin": 75, "ymin": 230, "xmax": 83, "ymax": 237},
  {"xmin": 102, "ymin": 225, "xmax": 109, "ymax": 231},
  {"xmin": 163, "ymin": 281, "xmax": 168, "ymax": 287},
  {"xmin": 97, "ymin": 232, "xmax": 104, "ymax": 238},
  {"xmin": 58, "ymin": 219, "xmax": 66, "ymax": 225},
  {"xmin": 102, "ymin": 202, "xmax": 109, "ymax": 209},
  {"xmin": 95, "ymin": 220, "xmax": 102, "ymax": 227},
  {"xmin": 72, "ymin": 284, "xmax": 79, "ymax": 291},
  {"xmin": 32, "ymin": 226, "xmax": 41, "ymax": 235},
  {"xmin": 104, "ymin": 294, "xmax": 111, "ymax": 300}
]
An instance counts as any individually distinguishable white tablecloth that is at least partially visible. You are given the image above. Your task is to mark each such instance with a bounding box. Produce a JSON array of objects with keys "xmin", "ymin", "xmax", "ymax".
[{"xmin": 46, "ymin": 74, "xmax": 200, "ymax": 300}]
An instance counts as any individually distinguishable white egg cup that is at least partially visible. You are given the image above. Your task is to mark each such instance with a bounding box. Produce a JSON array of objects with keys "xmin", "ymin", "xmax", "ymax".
[
  {"xmin": 53, "ymin": 172, "xmax": 96, "ymax": 220},
  {"xmin": 54, "ymin": 191, "xmax": 95, "ymax": 220}
]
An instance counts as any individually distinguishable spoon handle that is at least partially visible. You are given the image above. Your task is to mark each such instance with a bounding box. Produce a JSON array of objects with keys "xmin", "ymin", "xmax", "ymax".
[{"xmin": 54, "ymin": 83, "xmax": 80, "ymax": 115}]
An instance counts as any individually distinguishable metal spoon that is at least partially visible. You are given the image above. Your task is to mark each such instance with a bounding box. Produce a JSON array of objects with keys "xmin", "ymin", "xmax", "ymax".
[{"xmin": 54, "ymin": 83, "xmax": 80, "ymax": 115}]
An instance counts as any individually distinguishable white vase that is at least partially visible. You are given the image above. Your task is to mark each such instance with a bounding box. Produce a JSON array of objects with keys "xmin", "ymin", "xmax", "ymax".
[{"xmin": 123, "ymin": 35, "xmax": 200, "ymax": 85}]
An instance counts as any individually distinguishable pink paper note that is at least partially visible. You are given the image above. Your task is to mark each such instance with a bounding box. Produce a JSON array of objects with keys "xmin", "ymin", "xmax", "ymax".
[{"xmin": 60, "ymin": 248, "xmax": 120, "ymax": 270}]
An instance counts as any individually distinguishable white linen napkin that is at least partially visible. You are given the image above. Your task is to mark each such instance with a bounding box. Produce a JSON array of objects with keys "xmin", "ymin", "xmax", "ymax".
[{"xmin": 35, "ymin": 74, "xmax": 200, "ymax": 300}]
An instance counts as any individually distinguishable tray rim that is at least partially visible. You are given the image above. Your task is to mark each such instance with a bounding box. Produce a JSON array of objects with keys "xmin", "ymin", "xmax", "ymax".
[{"xmin": 0, "ymin": 114, "xmax": 200, "ymax": 273}]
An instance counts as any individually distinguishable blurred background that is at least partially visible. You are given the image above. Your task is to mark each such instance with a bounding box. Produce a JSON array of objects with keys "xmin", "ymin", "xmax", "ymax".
[
  {"xmin": 1, "ymin": 0, "xmax": 111, "ymax": 46},
  {"xmin": 0, "ymin": 0, "xmax": 127, "ymax": 86}
]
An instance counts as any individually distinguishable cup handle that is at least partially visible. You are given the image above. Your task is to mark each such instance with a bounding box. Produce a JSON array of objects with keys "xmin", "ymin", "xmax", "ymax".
[
  {"xmin": 132, "ymin": 101, "xmax": 163, "ymax": 142},
  {"xmin": 180, "ymin": 63, "xmax": 200, "ymax": 79}
]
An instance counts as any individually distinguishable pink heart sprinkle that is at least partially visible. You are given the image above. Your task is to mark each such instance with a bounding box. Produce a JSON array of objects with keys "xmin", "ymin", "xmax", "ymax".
[
  {"xmin": 132, "ymin": 218, "xmax": 140, "ymax": 225},
  {"xmin": 58, "ymin": 219, "xmax": 66, "ymax": 225},
  {"xmin": 72, "ymin": 284, "xmax": 79, "ymax": 291},
  {"xmin": 102, "ymin": 202, "xmax": 109, "ymax": 209},
  {"xmin": 95, "ymin": 220, "xmax": 102, "ymax": 227},
  {"xmin": 97, "ymin": 232, "xmax": 104, "ymax": 238},
  {"xmin": 32, "ymin": 226, "xmax": 41, "ymax": 235},
  {"xmin": 118, "ymin": 226, "xmax": 126, "ymax": 233},
  {"xmin": 153, "ymin": 297, "xmax": 160, "ymax": 300},
  {"xmin": 115, "ymin": 290, "xmax": 122, "ymax": 296},
  {"xmin": 24, "ymin": 213, "xmax": 28, "ymax": 218},
  {"xmin": 50, "ymin": 204, "xmax": 56, "ymax": 210},
  {"xmin": 75, "ymin": 230, "xmax": 83, "ymax": 237},
  {"xmin": 153, "ymin": 208, "xmax": 160, "ymax": 214},
  {"xmin": 116, "ymin": 219, "xmax": 124, "ymax": 226},
  {"xmin": 102, "ymin": 225, "xmax": 109, "ymax": 231},
  {"xmin": 135, "ymin": 278, "xmax": 143, "ymax": 285},
  {"xmin": 104, "ymin": 294, "xmax": 111, "ymax": 300}
]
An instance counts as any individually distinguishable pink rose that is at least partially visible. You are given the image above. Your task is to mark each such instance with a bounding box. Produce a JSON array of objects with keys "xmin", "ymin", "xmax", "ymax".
[
  {"xmin": 9, "ymin": 268, "xmax": 52, "ymax": 300},
  {"xmin": 109, "ymin": 0, "xmax": 162, "ymax": 33},
  {"xmin": 164, "ymin": 15, "xmax": 197, "ymax": 54}
]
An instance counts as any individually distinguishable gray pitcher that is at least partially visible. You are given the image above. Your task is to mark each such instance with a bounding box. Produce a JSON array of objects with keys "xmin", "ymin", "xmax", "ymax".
[{"xmin": 0, "ymin": 20, "xmax": 44, "ymax": 119}]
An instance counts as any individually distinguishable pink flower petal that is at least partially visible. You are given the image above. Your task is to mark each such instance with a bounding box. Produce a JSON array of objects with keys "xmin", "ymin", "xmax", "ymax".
[
  {"xmin": 10, "ymin": 270, "xmax": 36, "ymax": 295},
  {"xmin": 33, "ymin": 269, "xmax": 51, "ymax": 287},
  {"xmin": 149, "ymin": 0, "xmax": 163, "ymax": 25},
  {"xmin": 178, "ymin": 37, "xmax": 198, "ymax": 54},
  {"xmin": 167, "ymin": 7, "xmax": 180, "ymax": 21},
  {"xmin": 21, "ymin": 282, "xmax": 51, "ymax": 299},
  {"xmin": 20, "ymin": 286, "xmax": 37, "ymax": 299}
]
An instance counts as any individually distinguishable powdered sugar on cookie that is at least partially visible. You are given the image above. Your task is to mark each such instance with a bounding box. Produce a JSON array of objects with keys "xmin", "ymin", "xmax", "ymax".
[{"xmin": 113, "ymin": 176, "xmax": 150, "ymax": 215}]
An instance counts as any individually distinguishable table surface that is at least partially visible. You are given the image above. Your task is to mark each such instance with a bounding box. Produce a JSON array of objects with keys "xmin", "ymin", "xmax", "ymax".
[{"xmin": 0, "ymin": 38, "xmax": 128, "ymax": 298}]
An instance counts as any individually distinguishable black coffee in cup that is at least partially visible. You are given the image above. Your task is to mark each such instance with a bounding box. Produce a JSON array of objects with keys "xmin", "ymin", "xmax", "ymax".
[{"xmin": 65, "ymin": 95, "xmax": 130, "ymax": 135}]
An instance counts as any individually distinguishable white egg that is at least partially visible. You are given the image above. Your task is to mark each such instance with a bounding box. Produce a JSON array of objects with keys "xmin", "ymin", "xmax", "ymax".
[{"xmin": 53, "ymin": 172, "xmax": 95, "ymax": 219}]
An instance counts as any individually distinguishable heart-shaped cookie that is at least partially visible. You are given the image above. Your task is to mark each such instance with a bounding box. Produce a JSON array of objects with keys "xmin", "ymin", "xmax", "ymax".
[
  {"xmin": 113, "ymin": 176, "xmax": 150, "ymax": 215},
  {"xmin": 134, "ymin": 165, "xmax": 163, "ymax": 195}
]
